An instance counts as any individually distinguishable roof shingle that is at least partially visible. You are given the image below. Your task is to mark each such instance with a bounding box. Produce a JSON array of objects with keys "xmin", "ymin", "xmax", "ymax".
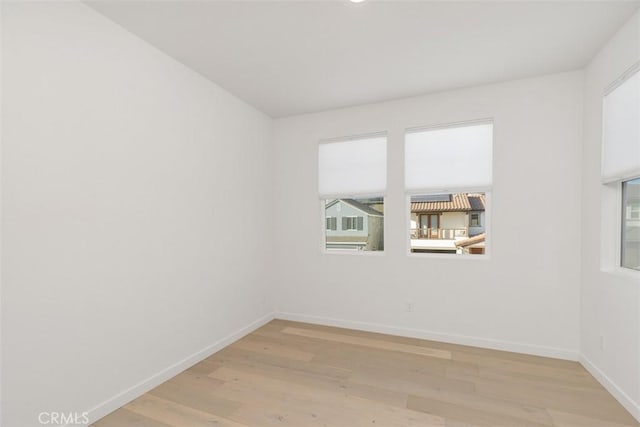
[
  {"xmin": 411, "ymin": 193, "xmax": 486, "ymax": 213},
  {"xmin": 326, "ymin": 199, "xmax": 384, "ymax": 216}
]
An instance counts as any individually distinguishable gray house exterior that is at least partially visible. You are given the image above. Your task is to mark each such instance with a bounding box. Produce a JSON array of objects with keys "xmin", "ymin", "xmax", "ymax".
[{"xmin": 325, "ymin": 199, "xmax": 384, "ymax": 251}]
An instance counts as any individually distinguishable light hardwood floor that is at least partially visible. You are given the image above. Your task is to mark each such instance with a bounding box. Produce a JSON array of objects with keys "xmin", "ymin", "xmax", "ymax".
[{"xmin": 93, "ymin": 320, "xmax": 639, "ymax": 427}]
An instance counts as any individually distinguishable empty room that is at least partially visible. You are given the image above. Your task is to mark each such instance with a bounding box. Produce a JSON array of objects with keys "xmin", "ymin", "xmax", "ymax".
[{"xmin": 2, "ymin": 0, "xmax": 640, "ymax": 426}]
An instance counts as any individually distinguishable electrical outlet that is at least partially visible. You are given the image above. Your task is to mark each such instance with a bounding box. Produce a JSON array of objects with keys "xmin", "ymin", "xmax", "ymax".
[{"xmin": 405, "ymin": 300, "xmax": 414, "ymax": 312}]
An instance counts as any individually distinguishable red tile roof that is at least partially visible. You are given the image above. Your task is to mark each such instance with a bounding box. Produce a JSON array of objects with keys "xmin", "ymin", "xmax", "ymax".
[{"xmin": 411, "ymin": 193, "xmax": 485, "ymax": 213}]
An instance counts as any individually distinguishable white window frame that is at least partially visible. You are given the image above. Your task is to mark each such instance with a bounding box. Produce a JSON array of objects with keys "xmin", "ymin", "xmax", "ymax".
[
  {"xmin": 406, "ymin": 190, "xmax": 492, "ymax": 259},
  {"xmin": 404, "ymin": 119, "xmax": 493, "ymax": 259},
  {"xmin": 318, "ymin": 131, "xmax": 387, "ymax": 256},
  {"xmin": 620, "ymin": 176, "xmax": 640, "ymax": 272},
  {"xmin": 320, "ymin": 196, "xmax": 386, "ymax": 256},
  {"xmin": 601, "ymin": 181, "xmax": 640, "ymax": 278},
  {"xmin": 600, "ymin": 63, "xmax": 640, "ymax": 278}
]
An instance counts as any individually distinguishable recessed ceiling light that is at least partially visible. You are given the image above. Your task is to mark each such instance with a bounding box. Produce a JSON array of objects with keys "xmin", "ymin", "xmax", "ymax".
[{"xmin": 350, "ymin": 0, "xmax": 366, "ymax": 3}]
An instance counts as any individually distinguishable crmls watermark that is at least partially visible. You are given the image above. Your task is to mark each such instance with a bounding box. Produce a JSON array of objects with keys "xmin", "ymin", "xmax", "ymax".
[{"xmin": 38, "ymin": 412, "xmax": 89, "ymax": 425}]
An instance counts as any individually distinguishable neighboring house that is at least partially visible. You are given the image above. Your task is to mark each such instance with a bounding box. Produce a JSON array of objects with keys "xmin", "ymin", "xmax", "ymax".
[
  {"xmin": 623, "ymin": 181, "xmax": 640, "ymax": 269},
  {"xmin": 325, "ymin": 199, "xmax": 384, "ymax": 251},
  {"xmin": 455, "ymin": 233, "xmax": 486, "ymax": 255},
  {"xmin": 410, "ymin": 193, "xmax": 486, "ymax": 254}
]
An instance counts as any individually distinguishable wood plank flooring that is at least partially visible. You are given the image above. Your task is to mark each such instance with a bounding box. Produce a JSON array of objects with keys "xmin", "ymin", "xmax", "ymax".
[{"xmin": 93, "ymin": 320, "xmax": 639, "ymax": 427}]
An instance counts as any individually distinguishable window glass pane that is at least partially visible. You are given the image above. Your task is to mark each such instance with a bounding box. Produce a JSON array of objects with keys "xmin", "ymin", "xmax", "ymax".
[
  {"xmin": 325, "ymin": 197, "xmax": 384, "ymax": 252},
  {"xmin": 622, "ymin": 178, "xmax": 640, "ymax": 270},
  {"xmin": 326, "ymin": 217, "xmax": 337, "ymax": 231},
  {"xmin": 470, "ymin": 212, "xmax": 481, "ymax": 227},
  {"xmin": 410, "ymin": 193, "xmax": 486, "ymax": 255}
]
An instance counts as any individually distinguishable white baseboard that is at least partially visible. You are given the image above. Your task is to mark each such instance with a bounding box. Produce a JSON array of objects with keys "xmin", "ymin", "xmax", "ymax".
[
  {"xmin": 579, "ymin": 354, "xmax": 640, "ymax": 423},
  {"xmin": 275, "ymin": 311, "xmax": 579, "ymax": 361},
  {"xmin": 81, "ymin": 312, "xmax": 275, "ymax": 426}
]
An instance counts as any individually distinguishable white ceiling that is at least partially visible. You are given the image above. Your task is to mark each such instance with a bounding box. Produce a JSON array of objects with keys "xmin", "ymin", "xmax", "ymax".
[{"xmin": 88, "ymin": 0, "xmax": 639, "ymax": 118}]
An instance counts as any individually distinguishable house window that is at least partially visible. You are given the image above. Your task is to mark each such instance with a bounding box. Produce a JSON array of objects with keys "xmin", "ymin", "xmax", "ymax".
[
  {"xmin": 342, "ymin": 216, "xmax": 364, "ymax": 231},
  {"xmin": 602, "ymin": 65, "xmax": 640, "ymax": 272},
  {"xmin": 318, "ymin": 135, "xmax": 386, "ymax": 252},
  {"xmin": 410, "ymin": 193, "xmax": 487, "ymax": 254},
  {"xmin": 622, "ymin": 178, "xmax": 640, "ymax": 271},
  {"xmin": 324, "ymin": 198, "xmax": 384, "ymax": 251},
  {"xmin": 470, "ymin": 212, "xmax": 482, "ymax": 227},
  {"xmin": 405, "ymin": 122, "xmax": 493, "ymax": 256},
  {"xmin": 326, "ymin": 217, "xmax": 337, "ymax": 231}
]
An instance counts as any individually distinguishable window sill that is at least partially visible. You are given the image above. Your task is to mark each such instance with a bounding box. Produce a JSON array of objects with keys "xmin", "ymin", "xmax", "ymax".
[
  {"xmin": 601, "ymin": 266, "xmax": 640, "ymax": 281},
  {"xmin": 322, "ymin": 249, "xmax": 385, "ymax": 256},
  {"xmin": 407, "ymin": 252, "xmax": 490, "ymax": 261}
]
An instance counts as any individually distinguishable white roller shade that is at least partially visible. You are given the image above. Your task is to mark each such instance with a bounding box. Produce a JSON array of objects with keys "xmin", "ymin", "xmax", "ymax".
[
  {"xmin": 318, "ymin": 136, "xmax": 387, "ymax": 197},
  {"xmin": 602, "ymin": 67, "xmax": 640, "ymax": 183},
  {"xmin": 405, "ymin": 123, "xmax": 493, "ymax": 192}
]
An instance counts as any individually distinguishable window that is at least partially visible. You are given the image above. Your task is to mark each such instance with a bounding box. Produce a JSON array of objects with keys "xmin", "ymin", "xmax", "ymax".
[
  {"xmin": 602, "ymin": 64, "xmax": 640, "ymax": 272},
  {"xmin": 470, "ymin": 212, "xmax": 482, "ymax": 227},
  {"xmin": 326, "ymin": 217, "xmax": 337, "ymax": 231},
  {"xmin": 319, "ymin": 135, "xmax": 386, "ymax": 252},
  {"xmin": 602, "ymin": 67, "xmax": 639, "ymax": 184},
  {"xmin": 324, "ymin": 198, "xmax": 384, "ymax": 251},
  {"xmin": 342, "ymin": 216, "xmax": 364, "ymax": 231},
  {"xmin": 410, "ymin": 193, "xmax": 487, "ymax": 254},
  {"xmin": 622, "ymin": 178, "xmax": 640, "ymax": 271},
  {"xmin": 405, "ymin": 122, "xmax": 492, "ymax": 255}
]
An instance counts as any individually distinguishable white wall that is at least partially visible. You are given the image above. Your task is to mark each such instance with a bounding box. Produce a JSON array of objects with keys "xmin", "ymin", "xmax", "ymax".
[
  {"xmin": 580, "ymin": 10, "xmax": 640, "ymax": 420},
  {"xmin": 274, "ymin": 71, "xmax": 584, "ymax": 359},
  {"xmin": 1, "ymin": 2, "xmax": 273, "ymax": 426},
  {"xmin": 2, "ymin": 1, "xmax": 636, "ymax": 425}
]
